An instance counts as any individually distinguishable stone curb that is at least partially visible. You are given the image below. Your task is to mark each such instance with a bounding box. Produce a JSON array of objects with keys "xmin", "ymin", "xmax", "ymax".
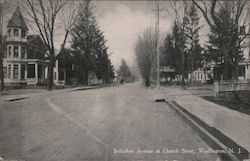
[{"xmin": 166, "ymin": 100, "xmax": 249, "ymax": 161}]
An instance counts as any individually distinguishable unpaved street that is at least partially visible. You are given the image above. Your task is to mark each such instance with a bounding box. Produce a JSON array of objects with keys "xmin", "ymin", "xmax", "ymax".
[{"xmin": 0, "ymin": 84, "xmax": 220, "ymax": 161}]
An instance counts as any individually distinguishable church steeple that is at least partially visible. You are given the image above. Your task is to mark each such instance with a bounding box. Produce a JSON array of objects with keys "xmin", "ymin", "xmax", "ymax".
[{"xmin": 7, "ymin": 6, "xmax": 28, "ymax": 30}]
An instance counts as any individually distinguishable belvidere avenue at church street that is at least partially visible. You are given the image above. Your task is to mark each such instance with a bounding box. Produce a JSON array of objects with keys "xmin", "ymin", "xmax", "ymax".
[{"xmin": 0, "ymin": 0, "xmax": 250, "ymax": 161}]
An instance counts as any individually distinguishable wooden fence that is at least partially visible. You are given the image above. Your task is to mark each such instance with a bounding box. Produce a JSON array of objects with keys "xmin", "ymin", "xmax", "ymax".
[{"xmin": 213, "ymin": 80, "xmax": 250, "ymax": 96}]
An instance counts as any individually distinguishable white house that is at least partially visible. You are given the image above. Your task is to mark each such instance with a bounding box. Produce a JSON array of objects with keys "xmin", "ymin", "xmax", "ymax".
[{"xmin": 2, "ymin": 7, "xmax": 47, "ymax": 86}]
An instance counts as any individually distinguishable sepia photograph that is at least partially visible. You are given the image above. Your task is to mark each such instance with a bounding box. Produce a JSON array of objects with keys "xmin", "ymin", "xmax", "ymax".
[{"xmin": 0, "ymin": 0, "xmax": 249, "ymax": 161}]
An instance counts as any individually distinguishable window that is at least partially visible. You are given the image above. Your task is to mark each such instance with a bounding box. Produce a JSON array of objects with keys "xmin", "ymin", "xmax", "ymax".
[
  {"xmin": 3, "ymin": 67, "xmax": 7, "ymax": 78},
  {"xmin": 59, "ymin": 71, "xmax": 65, "ymax": 80},
  {"xmin": 13, "ymin": 65, "xmax": 18, "ymax": 79},
  {"xmin": 239, "ymin": 65, "xmax": 245, "ymax": 77},
  {"xmin": 21, "ymin": 47, "xmax": 26, "ymax": 58},
  {"xmin": 7, "ymin": 29, "xmax": 11, "ymax": 37},
  {"xmin": 21, "ymin": 30, "xmax": 26, "ymax": 38},
  {"xmin": 8, "ymin": 46, "xmax": 12, "ymax": 57},
  {"xmin": 21, "ymin": 65, "xmax": 25, "ymax": 79},
  {"xmin": 14, "ymin": 46, "xmax": 19, "ymax": 57},
  {"xmin": 27, "ymin": 49, "xmax": 34, "ymax": 59},
  {"xmin": 14, "ymin": 29, "xmax": 19, "ymax": 36},
  {"xmin": 27, "ymin": 64, "xmax": 35, "ymax": 78},
  {"xmin": 8, "ymin": 65, "xmax": 11, "ymax": 79}
]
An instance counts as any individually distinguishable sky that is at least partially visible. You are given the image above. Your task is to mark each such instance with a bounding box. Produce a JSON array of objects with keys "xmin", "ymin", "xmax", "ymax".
[
  {"xmin": 3, "ymin": 0, "xmax": 209, "ymax": 70},
  {"xmin": 95, "ymin": 1, "xmax": 176, "ymax": 69}
]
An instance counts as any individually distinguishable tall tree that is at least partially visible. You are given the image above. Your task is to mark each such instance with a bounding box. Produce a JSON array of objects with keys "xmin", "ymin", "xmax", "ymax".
[
  {"xmin": 135, "ymin": 28, "xmax": 156, "ymax": 87},
  {"xmin": 185, "ymin": 3, "xmax": 203, "ymax": 81},
  {"xmin": 71, "ymin": 0, "xmax": 98, "ymax": 85},
  {"xmin": 0, "ymin": 1, "xmax": 4, "ymax": 90},
  {"xmin": 24, "ymin": 0, "xmax": 79, "ymax": 90},
  {"xmin": 117, "ymin": 59, "xmax": 131, "ymax": 82},
  {"xmin": 206, "ymin": 5, "xmax": 237, "ymax": 80},
  {"xmin": 71, "ymin": 0, "xmax": 114, "ymax": 85},
  {"xmin": 192, "ymin": 0, "xmax": 250, "ymax": 80},
  {"xmin": 163, "ymin": 1, "xmax": 189, "ymax": 86},
  {"xmin": 161, "ymin": 21, "xmax": 188, "ymax": 84}
]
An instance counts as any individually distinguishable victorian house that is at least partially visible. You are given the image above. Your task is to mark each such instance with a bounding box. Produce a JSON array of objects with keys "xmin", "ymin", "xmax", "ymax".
[{"xmin": 2, "ymin": 7, "xmax": 47, "ymax": 86}]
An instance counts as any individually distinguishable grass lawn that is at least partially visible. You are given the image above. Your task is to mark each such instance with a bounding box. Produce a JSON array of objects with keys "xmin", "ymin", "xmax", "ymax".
[{"xmin": 202, "ymin": 91, "xmax": 250, "ymax": 115}]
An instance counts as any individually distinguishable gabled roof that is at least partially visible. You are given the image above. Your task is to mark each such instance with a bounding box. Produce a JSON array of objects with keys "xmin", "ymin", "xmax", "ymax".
[{"xmin": 7, "ymin": 6, "xmax": 28, "ymax": 30}]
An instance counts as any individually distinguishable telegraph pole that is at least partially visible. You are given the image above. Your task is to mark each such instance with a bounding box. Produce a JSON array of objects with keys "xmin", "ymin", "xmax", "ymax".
[
  {"xmin": 0, "ymin": 0, "xmax": 4, "ymax": 90},
  {"xmin": 154, "ymin": 2, "xmax": 161, "ymax": 88}
]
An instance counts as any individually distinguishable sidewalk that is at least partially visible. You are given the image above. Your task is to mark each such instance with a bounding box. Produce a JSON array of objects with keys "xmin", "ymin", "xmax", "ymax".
[
  {"xmin": 158, "ymin": 86, "xmax": 250, "ymax": 154},
  {"xmin": 0, "ymin": 85, "xmax": 110, "ymax": 102}
]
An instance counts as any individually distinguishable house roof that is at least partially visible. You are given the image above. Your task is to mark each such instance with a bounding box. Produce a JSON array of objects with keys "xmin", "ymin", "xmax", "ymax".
[{"xmin": 7, "ymin": 7, "xmax": 28, "ymax": 30}]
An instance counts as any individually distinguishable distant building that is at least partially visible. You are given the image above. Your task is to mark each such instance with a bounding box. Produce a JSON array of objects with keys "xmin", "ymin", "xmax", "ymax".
[
  {"xmin": 2, "ymin": 7, "xmax": 47, "ymax": 86},
  {"xmin": 159, "ymin": 66, "xmax": 175, "ymax": 83}
]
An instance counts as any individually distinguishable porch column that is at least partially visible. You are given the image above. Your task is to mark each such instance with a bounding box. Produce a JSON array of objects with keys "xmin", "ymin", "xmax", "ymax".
[
  {"xmin": 19, "ymin": 46, "xmax": 21, "ymax": 58},
  {"xmin": 25, "ymin": 64, "xmax": 28, "ymax": 79},
  {"xmin": 42, "ymin": 65, "xmax": 45, "ymax": 80},
  {"xmin": 18, "ymin": 64, "xmax": 21, "ymax": 79},
  {"xmin": 11, "ymin": 64, "xmax": 13, "ymax": 79},
  {"xmin": 35, "ymin": 63, "xmax": 38, "ymax": 83},
  {"xmin": 55, "ymin": 60, "xmax": 59, "ymax": 84},
  {"xmin": 64, "ymin": 71, "xmax": 66, "ymax": 83}
]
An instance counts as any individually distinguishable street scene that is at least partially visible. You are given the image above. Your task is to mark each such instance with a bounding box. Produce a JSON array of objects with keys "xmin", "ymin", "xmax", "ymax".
[
  {"xmin": 0, "ymin": 84, "xmax": 221, "ymax": 161},
  {"xmin": 0, "ymin": 0, "xmax": 250, "ymax": 161}
]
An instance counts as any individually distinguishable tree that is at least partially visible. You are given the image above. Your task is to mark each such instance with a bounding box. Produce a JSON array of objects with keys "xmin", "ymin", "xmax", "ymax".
[
  {"xmin": 24, "ymin": 0, "xmax": 79, "ymax": 90},
  {"xmin": 192, "ymin": 0, "xmax": 250, "ymax": 80},
  {"xmin": 135, "ymin": 28, "xmax": 156, "ymax": 87},
  {"xmin": 185, "ymin": 3, "xmax": 203, "ymax": 82},
  {"xmin": 71, "ymin": 0, "xmax": 114, "ymax": 85},
  {"xmin": 95, "ymin": 50, "xmax": 114, "ymax": 84},
  {"xmin": 161, "ymin": 21, "xmax": 188, "ymax": 84},
  {"xmin": 117, "ymin": 59, "xmax": 131, "ymax": 83},
  {"xmin": 162, "ymin": 1, "xmax": 190, "ymax": 86},
  {"xmin": 0, "ymin": 1, "xmax": 4, "ymax": 90}
]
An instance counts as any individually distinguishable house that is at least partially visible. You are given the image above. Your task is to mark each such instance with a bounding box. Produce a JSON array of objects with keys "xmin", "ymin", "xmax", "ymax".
[
  {"xmin": 189, "ymin": 26, "xmax": 250, "ymax": 83},
  {"xmin": 211, "ymin": 26, "xmax": 250, "ymax": 81},
  {"xmin": 2, "ymin": 7, "xmax": 47, "ymax": 86},
  {"xmin": 159, "ymin": 66, "xmax": 175, "ymax": 83},
  {"xmin": 2, "ymin": 7, "xmax": 77, "ymax": 87},
  {"xmin": 52, "ymin": 49, "xmax": 75, "ymax": 86},
  {"xmin": 239, "ymin": 25, "xmax": 250, "ymax": 80}
]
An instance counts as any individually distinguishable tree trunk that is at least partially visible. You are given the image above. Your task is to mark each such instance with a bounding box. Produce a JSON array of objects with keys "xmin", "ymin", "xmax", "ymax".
[
  {"xmin": 0, "ymin": 41, "xmax": 4, "ymax": 90},
  {"xmin": 223, "ymin": 51, "xmax": 231, "ymax": 80},
  {"xmin": 85, "ymin": 70, "xmax": 89, "ymax": 86},
  {"xmin": 145, "ymin": 77, "xmax": 150, "ymax": 88},
  {"xmin": 0, "ymin": 56, "xmax": 4, "ymax": 91},
  {"xmin": 181, "ymin": 51, "xmax": 185, "ymax": 88},
  {"xmin": 47, "ymin": 56, "xmax": 55, "ymax": 90},
  {"xmin": 233, "ymin": 58, "xmax": 239, "ymax": 80}
]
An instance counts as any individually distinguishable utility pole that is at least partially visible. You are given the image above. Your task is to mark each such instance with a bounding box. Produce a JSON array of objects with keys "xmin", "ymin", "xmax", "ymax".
[
  {"xmin": 0, "ymin": 0, "xmax": 4, "ymax": 90},
  {"xmin": 154, "ymin": 2, "xmax": 161, "ymax": 88}
]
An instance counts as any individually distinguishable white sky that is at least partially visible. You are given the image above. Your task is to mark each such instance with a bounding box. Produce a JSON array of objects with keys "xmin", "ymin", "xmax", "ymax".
[{"xmin": 95, "ymin": 1, "xmax": 175, "ymax": 69}]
